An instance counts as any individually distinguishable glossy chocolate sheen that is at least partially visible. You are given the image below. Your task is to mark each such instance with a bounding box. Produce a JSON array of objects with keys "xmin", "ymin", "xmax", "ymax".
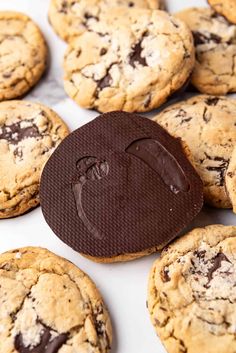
[{"xmin": 40, "ymin": 112, "xmax": 203, "ymax": 258}]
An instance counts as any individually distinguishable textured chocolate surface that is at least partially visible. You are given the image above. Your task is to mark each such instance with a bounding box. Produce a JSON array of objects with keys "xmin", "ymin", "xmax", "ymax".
[{"xmin": 40, "ymin": 112, "xmax": 203, "ymax": 258}]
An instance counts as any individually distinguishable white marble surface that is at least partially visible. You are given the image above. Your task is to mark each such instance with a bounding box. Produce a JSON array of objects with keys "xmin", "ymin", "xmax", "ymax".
[{"xmin": 0, "ymin": 1, "xmax": 235, "ymax": 353}]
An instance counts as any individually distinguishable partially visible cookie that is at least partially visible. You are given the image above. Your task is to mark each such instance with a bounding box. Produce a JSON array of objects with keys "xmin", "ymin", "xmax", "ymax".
[
  {"xmin": 208, "ymin": 0, "xmax": 236, "ymax": 25},
  {"xmin": 226, "ymin": 146, "xmax": 236, "ymax": 213},
  {"xmin": 0, "ymin": 12, "xmax": 47, "ymax": 101},
  {"xmin": 63, "ymin": 9, "xmax": 194, "ymax": 113},
  {"xmin": 48, "ymin": 0, "xmax": 164, "ymax": 42},
  {"xmin": 176, "ymin": 7, "xmax": 236, "ymax": 95},
  {"xmin": 0, "ymin": 247, "xmax": 112, "ymax": 353},
  {"xmin": 0, "ymin": 100, "xmax": 69, "ymax": 218},
  {"xmin": 154, "ymin": 95, "xmax": 236, "ymax": 209},
  {"xmin": 148, "ymin": 225, "xmax": 236, "ymax": 353}
]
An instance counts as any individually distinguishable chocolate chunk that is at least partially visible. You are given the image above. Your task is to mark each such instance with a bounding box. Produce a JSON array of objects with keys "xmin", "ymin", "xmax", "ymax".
[
  {"xmin": 207, "ymin": 252, "xmax": 231, "ymax": 282},
  {"xmin": 59, "ymin": 0, "xmax": 68, "ymax": 14},
  {"xmin": 162, "ymin": 267, "xmax": 170, "ymax": 282},
  {"xmin": 205, "ymin": 97, "xmax": 219, "ymax": 106},
  {"xmin": 40, "ymin": 112, "xmax": 203, "ymax": 258},
  {"xmin": 203, "ymin": 107, "xmax": 211, "ymax": 123},
  {"xmin": 14, "ymin": 323, "xmax": 68, "ymax": 353},
  {"xmin": 100, "ymin": 48, "xmax": 107, "ymax": 56},
  {"xmin": 193, "ymin": 31, "xmax": 222, "ymax": 45},
  {"xmin": 0, "ymin": 121, "xmax": 41, "ymax": 145},
  {"xmin": 97, "ymin": 73, "xmax": 112, "ymax": 90},
  {"xmin": 129, "ymin": 41, "xmax": 147, "ymax": 68},
  {"xmin": 84, "ymin": 12, "xmax": 99, "ymax": 21}
]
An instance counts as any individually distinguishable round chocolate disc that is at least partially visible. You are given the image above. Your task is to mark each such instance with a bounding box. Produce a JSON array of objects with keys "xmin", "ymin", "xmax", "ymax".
[{"xmin": 40, "ymin": 112, "xmax": 203, "ymax": 258}]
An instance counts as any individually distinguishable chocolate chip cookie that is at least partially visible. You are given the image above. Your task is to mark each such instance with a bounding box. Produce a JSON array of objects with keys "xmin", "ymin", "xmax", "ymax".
[
  {"xmin": 0, "ymin": 100, "xmax": 69, "ymax": 218},
  {"xmin": 154, "ymin": 95, "xmax": 236, "ymax": 209},
  {"xmin": 208, "ymin": 0, "xmax": 236, "ymax": 25},
  {"xmin": 63, "ymin": 8, "xmax": 194, "ymax": 113},
  {"xmin": 0, "ymin": 12, "xmax": 47, "ymax": 101},
  {"xmin": 148, "ymin": 225, "xmax": 236, "ymax": 353},
  {"xmin": 0, "ymin": 247, "xmax": 112, "ymax": 353},
  {"xmin": 176, "ymin": 7, "xmax": 236, "ymax": 95},
  {"xmin": 48, "ymin": 0, "xmax": 164, "ymax": 42},
  {"xmin": 40, "ymin": 111, "xmax": 203, "ymax": 263}
]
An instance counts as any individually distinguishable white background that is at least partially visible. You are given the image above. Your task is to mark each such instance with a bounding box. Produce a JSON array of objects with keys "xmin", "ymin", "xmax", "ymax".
[{"xmin": 1, "ymin": 1, "xmax": 235, "ymax": 352}]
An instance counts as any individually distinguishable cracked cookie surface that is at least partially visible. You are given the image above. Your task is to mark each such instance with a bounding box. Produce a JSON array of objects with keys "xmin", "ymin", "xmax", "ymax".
[
  {"xmin": 0, "ymin": 11, "xmax": 47, "ymax": 101},
  {"xmin": 148, "ymin": 225, "xmax": 236, "ymax": 353},
  {"xmin": 0, "ymin": 247, "xmax": 112, "ymax": 353},
  {"xmin": 0, "ymin": 100, "xmax": 69, "ymax": 218},
  {"xmin": 153, "ymin": 95, "xmax": 236, "ymax": 209},
  {"xmin": 176, "ymin": 7, "xmax": 236, "ymax": 95},
  {"xmin": 208, "ymin": 0, "xmax": 236, "ymax": 25},
  {"xmin": 63, "ymin": 8, "xmax": 194, "ymax": 113},
  {"xmin": 48, "ymin": 0, "xmax": 164, "ymax": 42}
]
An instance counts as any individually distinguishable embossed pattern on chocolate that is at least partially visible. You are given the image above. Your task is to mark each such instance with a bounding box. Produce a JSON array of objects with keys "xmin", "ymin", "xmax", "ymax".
[{"xmin": 40, "ymin": 111, "xmax": 203, "ymax": 261}]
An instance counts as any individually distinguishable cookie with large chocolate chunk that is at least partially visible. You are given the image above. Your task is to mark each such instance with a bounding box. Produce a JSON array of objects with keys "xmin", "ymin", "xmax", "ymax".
[
  {"xmin": 148, "ymin": 225, "xmax": 236, "ymax": 353},
  {"xmin": 0, "ymin": 100, "xmax": 69, "ymax": 218},
  {"xmin": 176, "ymin": 7, "xmax": 236, "ymax": 95},
  {"xmin": 0, "ymin": 247, "xmax": 112, "ymax": 353},
  {"xmin": 63, "ymin": 8, "xmax": 194, "ymax": 113},
  {"xmin": 40, "ymin": 111, "xmax": 203, "ymax": 263},
  {"xmin": 154, "ymin": 95, "xmax": 236, "ymax": 209},
  {"xmin": 48, "ymin": 0, "xmax": 165, "ymax": 42},
  {"xmin": 0, "ymin": 11, "xmax": 47, "ymax": 101}
]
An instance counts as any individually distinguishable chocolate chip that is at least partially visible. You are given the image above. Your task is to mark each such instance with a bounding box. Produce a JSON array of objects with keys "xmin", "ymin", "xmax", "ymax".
[
  {"xmin": 84, "ymin": 12, "xmax": 98, "ymax": 21},
  {"xmin": 203, "ymin": 107, "xmax": 211, "ymax": 123},
  {"xmin": 14, "ymin": 323, "xmax": 68, "ymax": 353},
  {"xmin": 95, "ymin": 320, "xmax": 104, "ymax": 335},
  {"xmin": 204, "ymin": 154, "xmax": 229, "ymax": 186},
  {"xmin": 59, "ymin": 1, "xmax": 68, "ymax": 14},
  {"xmin": 14, "ymin": 147, "xmax": 23, "ymax": 159},
  {"xmin": 97, "ymin": 73, "xmax": 112, "ymax": 91},
  {"xmin": 194, "ymin": 250, "xmax": 206, "ymax": 259},
  {"xmin": 100, "ymin": 48, "xmax": 107, "ymax": 56},
  {"xmin": 162, "ymin": 267, "xmax": 170, "ymax": 282},
  {"xmin": 129, "ymin": 40, "xmax": 147, "ymax": 68},
  {"xmin": 207, "ymin": 252, "xmax": 231, "ymax": 283},
  {"xmin": 0, "ymin": 121, "xmax": 41, "ymax": 145},
  {"xmin": 128, "ymin": 1, "xmax": 134, "ymax": 7},
  {"xmin": 193, "ymin": 31, "xmax": 222, "ymax": 45},
  {"xmin": 205, "ymin": 97, "xmax": 219, "ymax": 106}
]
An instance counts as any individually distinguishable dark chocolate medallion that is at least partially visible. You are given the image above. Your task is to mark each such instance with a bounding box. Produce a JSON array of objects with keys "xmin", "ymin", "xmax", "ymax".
[{"xmin": 40, "ymin": 112, "xmax": 203, "ymax": 258}]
